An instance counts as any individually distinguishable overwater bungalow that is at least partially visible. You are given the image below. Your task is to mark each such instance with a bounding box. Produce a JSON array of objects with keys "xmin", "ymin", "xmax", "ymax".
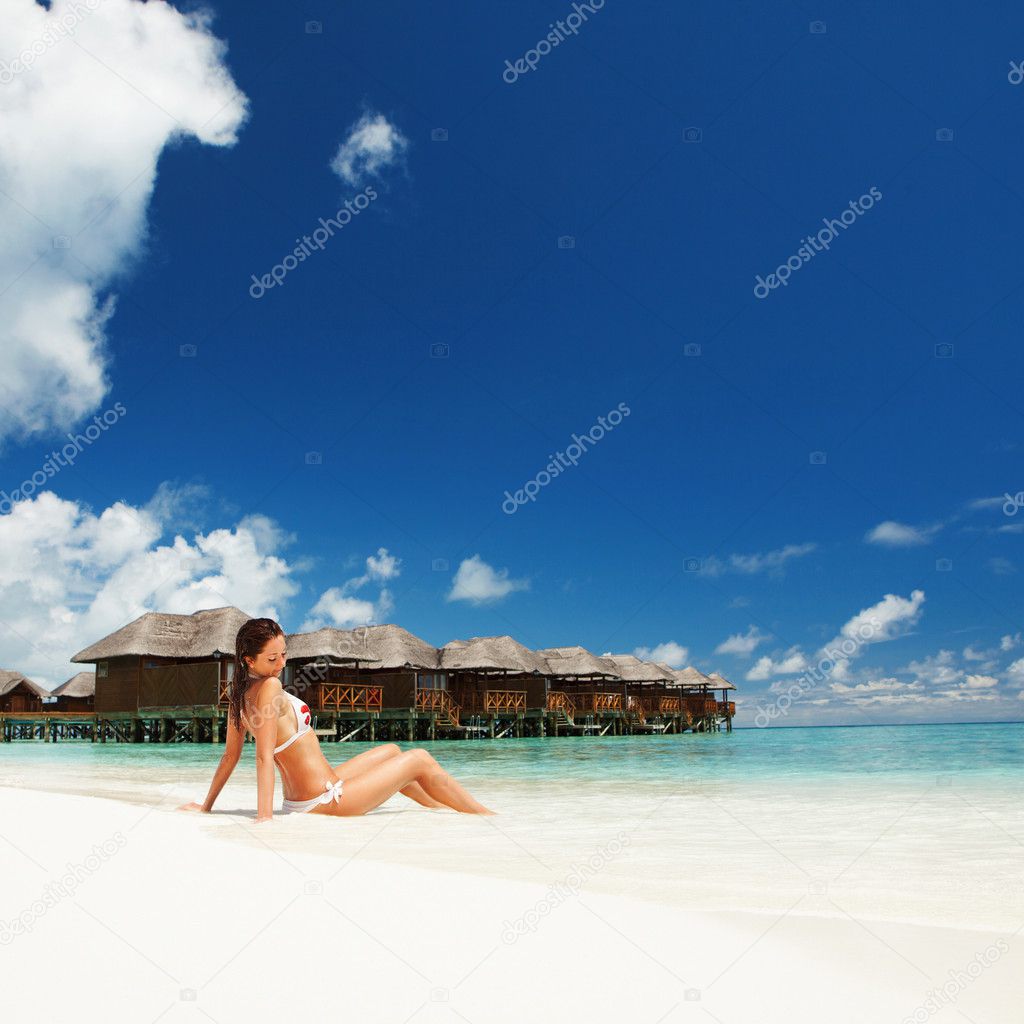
[
  {"xmin": 50, "ymin": 671, "xmax": 96, "ymax": 711},
  {"xmin": 70, "ymin": 606, "xmax": 252, "ymax": 740},
  {"xmin": 285, "ymin": 624, "xmax": 457, "ymax": 739},
  {"xmin": 440, "ymin": 635, "xmax": 549, "ymax": 731},
  {"xmin": 706, "ymin": 671, "xmax": 737, "ymax": 726},
  {"xmin": 0, "ymin": 670, "xmax": 49, "ymax": 713},
  {"xmin": 538, "ymin": 646, "xmax": 625, "ymax": 725},
  {"xmin": 603, "ymin": 655, "xmax": 679, "ymax": 729}
]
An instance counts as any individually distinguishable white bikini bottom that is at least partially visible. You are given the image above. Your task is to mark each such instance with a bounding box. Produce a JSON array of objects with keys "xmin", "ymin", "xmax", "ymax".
[{"xmin": 281, "ymin": 778, "xmax": 344, "ymax": 814}]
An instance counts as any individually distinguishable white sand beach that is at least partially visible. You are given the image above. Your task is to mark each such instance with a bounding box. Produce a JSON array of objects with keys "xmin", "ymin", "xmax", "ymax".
[{"xmin": 1, "ymin": 781, "xmax": 1021, "ymax": 1024}]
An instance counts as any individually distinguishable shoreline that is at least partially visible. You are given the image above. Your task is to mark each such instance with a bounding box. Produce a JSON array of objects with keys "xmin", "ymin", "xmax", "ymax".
[{"xmin": 1, "ymin": 785, "xmax": 1020, "ymax": 1023}]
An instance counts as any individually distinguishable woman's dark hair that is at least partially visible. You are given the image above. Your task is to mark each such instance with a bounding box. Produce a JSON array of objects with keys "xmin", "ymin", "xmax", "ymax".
[{"xmin": 230, "ymin": 617, "xmax": 286, "ymax": 729}]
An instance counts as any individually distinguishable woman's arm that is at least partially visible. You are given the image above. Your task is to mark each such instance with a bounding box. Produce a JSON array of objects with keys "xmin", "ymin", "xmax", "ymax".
[
  {"xmin": 252, "ymin": 677, "xmax": 281, "ymax": 823},
  {"xmin": 177, "ymin": 709, "xmax": 246, "ymax": 813}
]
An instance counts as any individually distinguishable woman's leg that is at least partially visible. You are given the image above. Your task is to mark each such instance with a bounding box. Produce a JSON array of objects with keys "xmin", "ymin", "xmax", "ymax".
[
  {"xmin": 320, "ymin": 749, "xmax": 495, "ymax": 817},
  {"xmin": 332, "ymin": 743, "xmax": 446, "ymax": 809}
]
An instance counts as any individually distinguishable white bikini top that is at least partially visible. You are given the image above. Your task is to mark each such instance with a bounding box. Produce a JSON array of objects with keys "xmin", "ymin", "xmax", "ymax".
[
  {"xmin": 274, "ymin": 690, "xmax": 313, "ymax": 755},
  {"xmin": 241, "ymin": 688, "xmax": 312, "ymax": 755}
]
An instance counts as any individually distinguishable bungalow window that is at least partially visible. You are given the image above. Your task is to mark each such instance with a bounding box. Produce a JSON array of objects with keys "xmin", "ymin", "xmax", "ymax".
[
  {"xmin": 97, "ymin": 662, "xmax": 108, "ymax": 677},
  {"xmin": 417, "ymin": 673, "xmax": 447, "ymax": 690}
]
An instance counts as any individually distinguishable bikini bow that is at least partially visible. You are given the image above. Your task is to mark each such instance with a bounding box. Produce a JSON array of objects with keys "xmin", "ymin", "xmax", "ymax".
[{"xmin": 318, "ymin": 779, "xmax": 344, "ymax": 804}]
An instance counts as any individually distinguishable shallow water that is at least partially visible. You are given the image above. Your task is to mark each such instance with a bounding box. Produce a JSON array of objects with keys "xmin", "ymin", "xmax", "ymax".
[{"xmin": 2, "ymin": 723, "xmax": 1022, "ymax": 931}]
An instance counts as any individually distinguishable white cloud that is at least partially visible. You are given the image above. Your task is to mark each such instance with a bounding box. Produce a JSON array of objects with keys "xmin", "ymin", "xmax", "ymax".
[
  {"xmin": 1001, "ymin": 633, "xmax": 1022, "ymax": 652},
  {"xmin": 301, "ymin": 547, "xmax": 400, "ymax": 630},
  {"xmin": 0, "ymin": 487, "xmax": 296, "ymax": 689},
  {"xmin": 702, "ymin": 543, "xmax": 816, "ymax": 577},
  {"xmin": 446, "ymin": 555, "xmax": 529, "ymax": 605},
  {"xmin": 0, "ymin": 0, "xmax": 247, "ymax": 448},
  {"xmin": 633, "ymin": 641, "xmax": 689, "ymax": 668},
  {"xmin": 988, "ymin": 557, "xmax": 1015, "ymax": 575},
  {"xmin": 330, "ymin": 112, "xmax": 409, "ymax": 187},
  {"xmin": 823, "ymin": 588, "xmax": 925, "ymax": 655},
  {"xmin": 1006, "ymin": 658, "xmax": 1024, "ymax": 685},
  {"xmin": 746, "ymin": 647, "xmax": 808, "ymax": 681},
  {"xmin": 715, "ymin": 625, "xmax": 768, "ymax": 656},
  {"xmin": 903, "ymin": 650, "xmax": 963, "ymax": 688},
  {"xmin": 865, "ymin": 521, "xmax": 941, "ymax": 547}
]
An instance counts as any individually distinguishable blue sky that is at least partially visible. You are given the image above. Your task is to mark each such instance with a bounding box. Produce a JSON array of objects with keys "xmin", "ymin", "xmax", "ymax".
[{"xmin": 1, "ymin": 0, "xmax": 1023, "ymax": 724}]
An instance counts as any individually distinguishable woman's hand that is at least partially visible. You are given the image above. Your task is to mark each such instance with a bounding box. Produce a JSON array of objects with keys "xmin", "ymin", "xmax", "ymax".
[{"xmin": 176, "ymin": 802, "xmax": 207, "ymax": 813}]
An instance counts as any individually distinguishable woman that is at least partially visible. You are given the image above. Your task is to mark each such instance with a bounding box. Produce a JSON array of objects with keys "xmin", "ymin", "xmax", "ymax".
[{"xmin": 178, "ymin": 617, "xmax": 495, "ymax": 820}]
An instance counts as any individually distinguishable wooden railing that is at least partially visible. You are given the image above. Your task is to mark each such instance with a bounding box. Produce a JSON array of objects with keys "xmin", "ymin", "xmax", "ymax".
[
  {"xmin": 417, "ymin": 688, "xmax": 461, "ymax": 726},
  {"xmin": 684, "ymin": 694, "xmax": 719, "ymax": 717},
  {"xmin": 718, "ymin": 700, "xmax": 736, "ymax": 717},
  {"xmin": 659, "ymin": 696, "xmax": 680, "ymax": 713},
  {"xmin": 485, "ymin": 690, "xmax": 527, "ymax": 713},
  {"xmin": 572, "ymin": 692, "xmax": 622, "ymax": 713},
  {"xmin": 626, "ymin": 696, "xmax": 647, "ymax": 724},
  {"xmin": 546, "ymin": 691, "xmax": 577, "ymax": 718},
  {"xmin": 320, "ymin": 683, "xmax": 382, "ymax": 712}
]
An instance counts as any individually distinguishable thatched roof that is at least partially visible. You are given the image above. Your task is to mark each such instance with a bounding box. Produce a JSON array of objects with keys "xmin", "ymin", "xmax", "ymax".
[
  {"xmin": 50, "ymin": 671, "xmax": 95, "ymax": 698},
  {"xmin": 289, "ymin": 624, "xmax": 437, "ymax": 671},
  {"xmin": 284, "ymin": 628, "xmax": 381, "ymax": 665},
  {"xmin": 604, "ymin": 654, "xmax": 676, "ymax": 682},
  {"xmin": 440, "ymin": 636, "xmax": 549, "ymax": 674},
  {"xmin": 673, "ymin": 666, "xmax": 714, "ymax": 689},
  {"xmin": 72, "ymin": 607, "xmax": 253, "ymax": 662},
  {"xmin": 0, "ymin": 670, "xmax": 50, "ymax": 699},
  {"xmin": 538, "ymin": 646, "xmax": 622, "ymax": 679},
  {"xmin": 706, "ymin": 671, "xmax": 736, "ymax": 691}
]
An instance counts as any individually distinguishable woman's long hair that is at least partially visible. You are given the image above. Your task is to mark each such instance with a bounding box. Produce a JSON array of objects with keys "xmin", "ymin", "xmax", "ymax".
[{"xmin": 230, "ymin": 617, "xmax": 286, "ymax": 730}]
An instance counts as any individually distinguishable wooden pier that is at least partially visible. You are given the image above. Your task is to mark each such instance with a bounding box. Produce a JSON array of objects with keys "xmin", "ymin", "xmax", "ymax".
[{"xmin": 0, "ymin": 695, "xmax": 733, "ymax": 744}]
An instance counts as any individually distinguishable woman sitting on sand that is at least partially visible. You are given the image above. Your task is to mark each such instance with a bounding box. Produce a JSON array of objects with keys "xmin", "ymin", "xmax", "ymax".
[{"xmin": 178, "ymin": 618, "xmax": 495, "ymax": 820}]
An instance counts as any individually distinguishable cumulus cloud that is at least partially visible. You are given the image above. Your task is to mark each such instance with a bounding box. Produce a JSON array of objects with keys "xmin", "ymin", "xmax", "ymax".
[
  {"xmin": 715, "ymin": 625, "xmax": 768, "ymax": 656},
  {"xmin": 865, "ymin": 521, "xmax": 942, "ymax": 547},
  {"xmin": 633, "ymin": 641, "xmax": 689, "ymax": 668},
  {"xmin": 0, "ymin": 487, "xmax": 297, "ymax": 689},
  {"xmin": 822, "ymin": 589, "xmax": 925, "ymax": 656},
  {"xmin": 0, "ymin": 0, "xmax": 248, "ymax": 448},
  {"xmin": 300, "ymin": 547, "xmax": 400, "ymax": 630},
  {"xmin": 702, "ymin": 543, "xmax": 816, "ymax": 577},
  {"xmin": 747, "ymin": 647, "xmax": 808, "ymax": 681},
  {"xmin": 446, "ymin": 555, "xmax": 528, "ymax": 605},
  {"xmin": 330, "ymin": 111, "xmax": 409, "ymax": 187}
]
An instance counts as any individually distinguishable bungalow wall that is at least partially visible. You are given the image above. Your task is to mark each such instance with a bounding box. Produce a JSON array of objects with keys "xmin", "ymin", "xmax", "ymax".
[
  {"xmin": 449, "ymin": 672, "xmax": 546, "ymax": 714},
  {"xmin": 138, "ymin": 658, "xmax": 222, "ymax": 709},
  {"xmin": 53, "ymin": 694, "xmax": 95, "ymax": 712},
  {"xmin": 94, "ymin": 656, "xmax": 141, "ymax": 713},
  {"xmin": 0, "ymin": 683, "xmax": 44, "ymax": 713}
]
